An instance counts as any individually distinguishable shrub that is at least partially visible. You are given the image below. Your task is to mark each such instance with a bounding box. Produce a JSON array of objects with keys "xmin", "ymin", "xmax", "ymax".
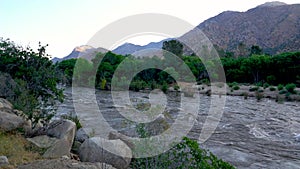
[
  {"xmin": 62, "ymin": 115, "xmax": 82, "ymax": 129},
  {"xmin": 269, "ymin": 86, "xmax": 276, "ymax": 91},
  {"xmin": 100, "ymin": 79, "xmax": 106, "ymax": 90},
  {"xmin": 130, "ymin": 80, "xmax": 148, "ymax": 92},
  {"xmin": 258, "ymin": 89, "xmax": 264, "ymax": 93},
  {"xmin": 228, "ymin": 82, "xmax": 237, "ymax": 88},
  {"xmin": 249, "ymin": 86, "xmax": 259, "ymax": 92},
  {"xmin": 255, "ymin": 91, "xmax": 263, "ymax": 101},
  {"xmin": 285, "ymin": 92, "xmax": 292, "ymax": 101},
  {"xmin": 173, "ymin": 85, "xmax": 180, "ymax": 91},
  {"xmin": 256, "ymin": 81, "xmax": 263, "ymax": 87},
  {"xmin": 277, "ymin": 84, "xmax": 284, "ymax": 91},
  {"xmin": 232, "ymin": 85, "xmax": 240, "ymax": 90},
  {"xmin": 200, "ymin": 79, "xmax": 210, "ymax": 85},
  {"xmin": 275, "ymin": 94, "xmax": 284, "ymax": 103},
  {"xmin": 161, "ymin": 83, "xmax": 168, "ymax": 94},
  {"xmin": 279, "ymin": 90, "xmax": 287, "ymax": 95},
  {"xmin": 266, "ymin": 75, "xmax": 276, "ymax": 84},
  {"xmin": 263, "ymin": 83, "xmax": 270, "ymax": 89},
  {"xmin": 242, "ymin": 92, "xmax": 248, "ymax": 100},
  {"xmin": 285, "ymin": 83, "xmax": 296, "ymax": 94},
  {"xmin": 130, "ymin": 136, "xmax": 235, "ymax": 169}
]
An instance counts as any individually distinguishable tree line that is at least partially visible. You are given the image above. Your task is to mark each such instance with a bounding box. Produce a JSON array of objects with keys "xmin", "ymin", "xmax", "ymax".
[{"xmin": 57, "ymin": 41, "xmax": 300, "ymax": 90}]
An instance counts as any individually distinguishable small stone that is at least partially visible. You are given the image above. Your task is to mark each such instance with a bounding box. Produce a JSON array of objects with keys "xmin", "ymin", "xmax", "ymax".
[
  {"xmin": 0, "ymin": 156, "xmax": 9, "ymax": 167},
  {"xmin": 61, "ymin": 155, "xmax": 70, "ymax": 160},
  {"xmin": 75, "ymin": 128, "xmax": 89, "ymax": 143}
]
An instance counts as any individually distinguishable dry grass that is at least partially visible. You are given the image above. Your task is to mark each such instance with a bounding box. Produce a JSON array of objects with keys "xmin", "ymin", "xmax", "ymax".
[{"xmin": 0, "ymin": 131, "xmax": 41, "ymax": 168}]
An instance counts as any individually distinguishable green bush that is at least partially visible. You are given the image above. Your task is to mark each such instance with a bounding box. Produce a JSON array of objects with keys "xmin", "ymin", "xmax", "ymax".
[
  {"xmin": 62, "ymin": 115, "xmax": 82, "ymax": 129},
  {"xmin": 100, "ymin": 79, "xmax": 106, "ymax": 90},
  {"xmin": 277, "ymin": 84, "xmax": 284, "ymax": 91},
  {"xmin": 242, "ymin": 92, "xmax": 248, "ymax": 100},
  {"xmin": 249, "ymin": 86, "xmax": 259, "ymax": 92},
  {"xmin": 130, "ymin": 80, "xmax": 148, "ymax": 92},
  {"xmin": 258, "ymin": 89, "xmax": 264, "ymax": 93},
  {"xmin": 228, "ymin": 82, "xmax": 238, "ymax": 88},
  {"xmin": 279, "ymin": 90, "xmax": 287, "ymax": 95},
  {"xmin": 161, "ymin": 83, "xmax": 168, "ymax": 94},
  {"xmin": 130, "ymin": 137, "xmax": 235, "ymax": 169},
  {"xmin": 173, "ymin": 85, "xmax": 180, "ymax": 91},
  {"xmin": 232, "ymin": 85, "xmax": 240, "ymax": 90},
  {"xmin": 263, "ymin": 83, "xmax": 270, "ymax": 89},
  {"xmin": 285, "ymin": 83, "xmax": 296, "ymax": 94},
  {"xmin": 266, "ymin": 75, "xmax": 276, "ymax": 84},
  {"xmin": 269, "ymin": 86, "xmax": 276, "ymax": 91},
  {"xmin": 255, "ymin": 91, "xmax": 264, "ymax": 101}
]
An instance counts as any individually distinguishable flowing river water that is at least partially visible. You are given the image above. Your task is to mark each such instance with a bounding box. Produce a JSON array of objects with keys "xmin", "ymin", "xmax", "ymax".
[{"xmin": 55, "ymin": 87, "xmax": 300, "ymax": 169}]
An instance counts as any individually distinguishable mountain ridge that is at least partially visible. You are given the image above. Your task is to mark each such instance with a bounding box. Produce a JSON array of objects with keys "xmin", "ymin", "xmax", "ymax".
[{"xmin": 55, "ymin": 1, "xmax": 300, "ymax": 60}]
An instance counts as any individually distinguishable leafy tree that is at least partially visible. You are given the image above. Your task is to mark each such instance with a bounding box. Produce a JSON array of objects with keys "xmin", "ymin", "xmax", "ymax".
[
  {"xmin": 56, "ymin": 58, "xmax": 77, "ymax": 84},
  {"xmin": 162, "ymin": 40, "xmax": 183, "ymax": 57},
  {"xmin": 0, "ymin": 38, "xmax": 63, "ymax": 126},
  {"xmin": 237, "ymin": 42, "xmax": 248, "ymax": 57},
  {"xmin": 249, "ymin": 45, "xmax": 263, "ymax": 56}
]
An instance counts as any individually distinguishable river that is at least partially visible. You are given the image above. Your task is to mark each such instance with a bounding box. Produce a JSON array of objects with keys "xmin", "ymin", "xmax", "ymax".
[{"xmin": 55, "ymin": 87, "xmax": 300, "ymax": 169}]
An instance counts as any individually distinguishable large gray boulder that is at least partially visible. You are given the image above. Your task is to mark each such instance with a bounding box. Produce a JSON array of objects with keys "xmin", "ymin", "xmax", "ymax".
[
  {"xmin": 47, "ymin": 120, "xmax": 76, "ymax": 139},
  {"xmin": 79, "ymin": 137, "xmax": 132, "ymax": 169},
  {"xmin": 0, "ymin": 98, "xmax": 31, "ymax": 132},
  {"xmin": 0, "ymin": 110, "xmax": 27, "ymax": 131},
  {"xmin": 27, "ymin": 135, "xmax": 59, "ymax": 148},
  {"xmin": 27, "ymin": 119, "xmax": 76, "ymax": 158}
]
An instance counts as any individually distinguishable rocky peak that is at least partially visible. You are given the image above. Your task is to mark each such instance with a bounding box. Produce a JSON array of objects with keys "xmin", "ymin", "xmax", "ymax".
[
  {"xmin": 74, "ymin": 45, "xmax": 94, "ymax": 52},
  {"xmin": 257, "ymin": 1, "xmax": 287, "ymax": 8}
]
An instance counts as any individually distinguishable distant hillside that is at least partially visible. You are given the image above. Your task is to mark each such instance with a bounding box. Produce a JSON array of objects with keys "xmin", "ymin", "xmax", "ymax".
[
  {"xmin": 191, "ymin": 2, "xmax": 300, "ymax": 55},
  {"xmin": 52, "ymin": 45, "xmax": 107, "ymax": 63},
  {"xmin": 112, "ymin": 38, "xmax": 173, "ymax": 55},
  {"xmin": 56, "ymin": 2, "xmax": 300, "ymax": 60}
]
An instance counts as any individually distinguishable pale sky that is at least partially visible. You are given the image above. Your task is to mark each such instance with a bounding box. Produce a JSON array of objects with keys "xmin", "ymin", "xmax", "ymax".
[{"xmin": 0, "ymin": 0, "xmax": 299, "ymax": 58}]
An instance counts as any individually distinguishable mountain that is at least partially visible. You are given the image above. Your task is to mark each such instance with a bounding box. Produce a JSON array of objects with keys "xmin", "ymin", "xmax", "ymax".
[
  {"xmin": 189, "ymin": 2, "xmax": 300, "ymax": 55},
  {"xmin": 112, "ymin": 38, "xmax": 173, "ymax": 55},
  {"xmin": 56, "ymin": 2, "xmax": 299, "ymax": 60},
  {"xmin": 113, "ymin": 2, "xmax": 300, "ymax": 56},
  {"xmin": 52, "ymin": 45, "xmax": 108, "ymax": 62}
]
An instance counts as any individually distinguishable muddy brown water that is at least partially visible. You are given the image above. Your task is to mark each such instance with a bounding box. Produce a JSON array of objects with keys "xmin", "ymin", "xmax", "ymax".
[{"xmin": 55, "ymin": 88, "xmax": 300, "ymax": 169}]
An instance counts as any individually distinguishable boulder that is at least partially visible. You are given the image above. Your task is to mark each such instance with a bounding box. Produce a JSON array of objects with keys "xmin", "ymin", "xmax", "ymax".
[
  {"xmin": 108, "ymin": 131, "xmax": 134, "ymax": 149},
  {"xmin": 27, "ymin": 135, "xmax": 59, "ymax": 148},
  {"xmin": 0, "ymin": 156, "xmax": 9, "ymax": 167},
  {"xmin": 0, "ymin": 110, "xmax": 30, "ymax": 132},
  {"xmin": 43, "ymin": 138, "xmax": 73, "ymax": 158},
  {"xmin": 27, "ymin": 119, "xmax": 76, "ymax": 158},
  {"xmin": 47, "ymin": 120, "xmax": 76, "ymax": 139},
  {"xmin": 0, "ymin": 98, "xmax": 31, "ymax": 132},
  {"xmin": 295, "ymin": 134, "xmax": 300, "ymax": 142},
  {"xmin": 44, "ymin": 119, "xmax": 76, "ymax": 158},
  {"xmin": 79, "ymin": 137, "xmax": 132, "ymax": 169},
  {"xmin": 75, "ymin": 128, "xmax": 89, "ymax": 143},
  {"xmin": 0, "ymin": 98, "xmax": 13, "ymax": 110}
]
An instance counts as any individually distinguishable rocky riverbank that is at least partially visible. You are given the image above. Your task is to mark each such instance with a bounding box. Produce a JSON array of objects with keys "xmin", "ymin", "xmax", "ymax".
[{"xmin": 1, "ymin": 86, "xmax": 300, "ymax": 168}]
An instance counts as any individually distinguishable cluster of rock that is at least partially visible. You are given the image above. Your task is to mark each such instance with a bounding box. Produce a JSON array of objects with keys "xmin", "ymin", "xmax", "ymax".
[
  {"xmin": 0, "ymin": 98, "xmax": 31, "ymax": 133},
  {"xmin": 0, "ymin": 98, "xmax": 132, "ymax": 169}
]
